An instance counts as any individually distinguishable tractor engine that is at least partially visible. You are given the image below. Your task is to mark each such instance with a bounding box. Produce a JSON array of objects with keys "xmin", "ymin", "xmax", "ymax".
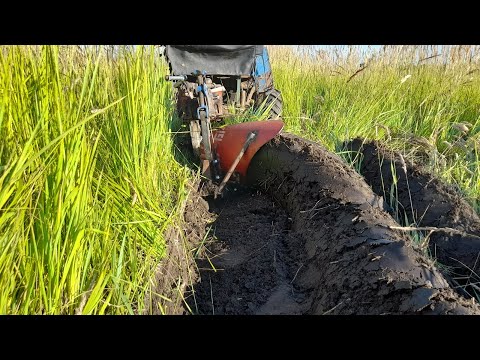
[
  {"xmin": 175, "ymin": 78, "xmax": 227, "ymax": 121},
  {"xmin": 175, "ymin": 76, "xmax": 259, "ymax": 122}
]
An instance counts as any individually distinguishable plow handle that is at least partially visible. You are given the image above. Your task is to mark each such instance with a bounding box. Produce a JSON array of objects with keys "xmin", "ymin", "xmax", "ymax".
[{"xmin": 165, "ymin": 75, "xmax": 187, "ymax": 81}]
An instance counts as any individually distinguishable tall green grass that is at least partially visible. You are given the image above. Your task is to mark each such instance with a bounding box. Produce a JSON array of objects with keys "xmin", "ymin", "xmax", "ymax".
[
  {"xmin": 0, "ymin": 45, "xmax": 189, "ymax": 314},
  {"xmin": 2, "ymin": 45, "xmax": 479, "ymax": 314},
  {"xmin": 269, "ymin": 45, "xmax": 480, "ymax": 211}
]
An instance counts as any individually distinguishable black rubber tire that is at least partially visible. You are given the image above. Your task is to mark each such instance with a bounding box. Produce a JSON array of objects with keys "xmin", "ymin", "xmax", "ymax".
[
  {"xmin": 189, "ymin": 120, "xmax": 201, "ymax": 157},
  {"xmin": 255, "ymin": 88, "xmax": 283, "ymax": 119},
  {"xmin": 266, "ymin": 88, "xmax": 283, "ymax": 119}
]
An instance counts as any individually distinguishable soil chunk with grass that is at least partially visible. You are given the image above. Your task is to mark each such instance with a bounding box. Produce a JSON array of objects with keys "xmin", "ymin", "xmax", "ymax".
[{"xmin": 345, "ymin": 138, "xmax": 480, "ymax": 299}]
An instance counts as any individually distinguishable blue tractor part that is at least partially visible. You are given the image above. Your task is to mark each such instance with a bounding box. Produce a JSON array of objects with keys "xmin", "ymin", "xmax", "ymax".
[{"xmin": 254, "ymin": 46, "xmax": 273, "ymax": 93}]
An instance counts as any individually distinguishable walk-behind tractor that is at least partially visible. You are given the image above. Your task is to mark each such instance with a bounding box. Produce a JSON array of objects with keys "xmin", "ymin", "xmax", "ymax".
[{"xmin": 164, "ymin": 45, "xmax": 284, "ymax": 196}]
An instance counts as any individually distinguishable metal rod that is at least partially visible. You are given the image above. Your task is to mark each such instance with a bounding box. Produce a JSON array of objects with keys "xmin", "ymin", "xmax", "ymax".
[
  {"xmin": 235, "ymin": 78, "xmax": 241, "ymax": 106},
  {"xmin": 215, "ymin": 131, "xmax": 257, "ymax": 197},
  {"xmin": 165, "ymin": 75, "xmax": 187, "ymax": 81},
  {"xmin": 240, "ymin": 90, "xmax": 246, "ymax": 109},
  {"xmin": 246, "ymin": 85, "xmax": 256, "ymax": 105}
]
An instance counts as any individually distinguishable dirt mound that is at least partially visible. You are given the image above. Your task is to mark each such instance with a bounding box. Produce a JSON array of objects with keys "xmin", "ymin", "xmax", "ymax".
[
  {"xmin": 188, "ymin": 188, "xmax": 305, "ymax": 314},
  {"xmin": 345, "ymin": 138, "xmax": 480, "ymax": 297},
  {"xmin": 147, "ymin": 181, "xmax": 212, "ymax": 315},
  {"xmin": 186, "ymin": 134, "xmax": 480, "ymax": 314}
]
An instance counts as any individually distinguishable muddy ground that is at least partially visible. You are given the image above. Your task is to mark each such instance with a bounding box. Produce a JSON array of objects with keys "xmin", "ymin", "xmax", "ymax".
[
  {"xmin": 180, "ymin": 134, "xmax": 480, "ymax": 314},
  {"xmin": 188, "ymin": 188, "xmax": 304, "ymax": 314},
  {"xmin": 146, "ymin": 182, "xmax": 212, "ymax": 315},
  {"xmin": 345, "ymin": 139, "xmax": 480, "ymax": 298}
]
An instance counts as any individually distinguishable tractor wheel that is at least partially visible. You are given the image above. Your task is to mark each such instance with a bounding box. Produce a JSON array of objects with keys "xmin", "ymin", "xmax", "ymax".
[
  {"xmin": 189, "ymin": 120, "xmax": 201, "ymax": 157},
  {"xmin": 256, "ymin": 88, "xmax": 283, "ymax": 119}
]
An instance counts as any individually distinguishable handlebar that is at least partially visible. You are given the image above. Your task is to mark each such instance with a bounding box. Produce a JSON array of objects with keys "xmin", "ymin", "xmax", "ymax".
[{"xmin": 165, "ymin": 75, "xmax": 187, "ymax": 81}]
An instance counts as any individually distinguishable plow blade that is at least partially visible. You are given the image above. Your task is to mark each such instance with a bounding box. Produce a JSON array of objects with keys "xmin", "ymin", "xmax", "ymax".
[{"xmin": 212, "ymin": 120, "xmax": 284, "ymax": 179}]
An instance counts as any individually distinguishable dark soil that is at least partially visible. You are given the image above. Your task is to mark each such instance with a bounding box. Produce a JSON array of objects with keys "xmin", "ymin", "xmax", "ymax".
[
  {"xmin": 184, "ymin": 133, "xmax": 480, "ymax": 314},
  {"xmin": 345, "ymin": 138, "xmax": 480, "ymax": 298},
  {"xmin": 148, "ymin": 181, "xmax": 213, "ymax": 314},
  {"xmin": 187, "ymin": 187, "xmax": 306, "ymax": 314}
]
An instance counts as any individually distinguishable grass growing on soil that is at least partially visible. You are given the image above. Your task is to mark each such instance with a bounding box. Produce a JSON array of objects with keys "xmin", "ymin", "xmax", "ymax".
[
  {"xmin": 1, "ymin": 45, "xmax": 479, "ymax": 314},
  {"xmin": 268, "ymin": 45, "xmax": 480, "ymax": 213},
  {"xmin": 0, "ymin": 45, "xmax": 190, "ymax": 314}
]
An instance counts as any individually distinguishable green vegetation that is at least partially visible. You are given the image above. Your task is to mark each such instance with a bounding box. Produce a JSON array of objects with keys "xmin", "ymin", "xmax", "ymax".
[
  {"xmin": 0, "ymin": 45, "xmax": 189, "ymax": 314},
  {"xmin": 1, "ymin": 45, "xmax": 478, "ymax": 314},
  {"xmin": 269, "ymin": 45, "xmax": 479, "ymax": 212}
]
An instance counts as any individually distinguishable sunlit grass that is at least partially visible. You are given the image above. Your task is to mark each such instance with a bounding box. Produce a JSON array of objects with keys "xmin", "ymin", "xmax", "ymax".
[
  {"xmin": 2, "ymin": 44, "xmax": 479, "ymax": 314},
  {"xmin": 268, "ymin": 45, "xmax": 479, "ymax": 211},
  {"xmin": 0, "ymin": 45, "xmax": 190, "ymax": 314}
]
